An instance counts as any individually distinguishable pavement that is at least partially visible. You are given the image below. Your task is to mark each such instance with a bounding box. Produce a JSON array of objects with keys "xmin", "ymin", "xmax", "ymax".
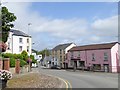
[{"xmin": 37, "ymin": 65, "xmax": 118, "ymax": 88}]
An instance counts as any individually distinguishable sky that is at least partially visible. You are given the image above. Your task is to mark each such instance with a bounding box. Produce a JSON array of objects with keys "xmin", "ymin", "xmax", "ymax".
[{"xmin": 3, "ymin": 1, "xmax": 118, "ymax": 51}]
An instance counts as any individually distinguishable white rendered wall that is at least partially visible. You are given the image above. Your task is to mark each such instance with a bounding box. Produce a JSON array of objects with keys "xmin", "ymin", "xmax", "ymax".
[
  {"xmin": 6, "ymin": 32, "xmax": 32, "ymax": 55},
  {"xmin": 111, "ymin": 43, "xmax": 119, "ymax": 72},
  {"xmin": 65, "ymin": 43, "xmax": 76, "ymax": 54}
]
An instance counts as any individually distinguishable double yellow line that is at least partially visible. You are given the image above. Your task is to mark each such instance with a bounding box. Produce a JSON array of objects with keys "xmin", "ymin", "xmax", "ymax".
[
  {"xmin": 39, "ymin": 71, "xmax": 72, "ymax": 89},
  {"xmin": 58, "ymin": 77, "xmax": 72, "ymax": 90}
]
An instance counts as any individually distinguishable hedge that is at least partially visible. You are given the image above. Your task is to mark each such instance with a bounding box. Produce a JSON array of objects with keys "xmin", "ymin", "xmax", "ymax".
[
  {"xmin": 20, "ymin": 59, "xmax": 27, "ymax": 67},
  {"xmin": 2, "ymin": 53, "xmax": 28, "ymax": 67},
  {"xmin": 10, "ymin": 57, "xmax": 15, "ymax": 67},
  {"xmin": 2, "ymin": 52, "xmax": 36, "ymax": 67}
]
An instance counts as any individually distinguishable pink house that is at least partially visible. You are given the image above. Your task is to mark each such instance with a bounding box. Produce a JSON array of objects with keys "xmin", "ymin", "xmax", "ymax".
[{"xmin": 66, "ymin": 42, "xmax": 120, "ymax": 73}]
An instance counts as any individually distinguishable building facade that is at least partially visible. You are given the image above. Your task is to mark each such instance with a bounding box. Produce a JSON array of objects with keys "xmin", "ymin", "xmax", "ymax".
[
  {"xmin": 67, "ymin": 42, "xmax": 120, "ymax": 73},
  {"xmin": 5, "ymin": 29, "xmax": 32, "ymax": 55},
  {"xmin": 52, "ymin": 43, "xmax": 76, "ymax": 68}
]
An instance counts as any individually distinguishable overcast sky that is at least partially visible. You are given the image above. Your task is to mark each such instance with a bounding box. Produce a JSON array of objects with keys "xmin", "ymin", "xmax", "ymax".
[{"xmin": 3, "ymin": 2, "xmax": 118, "ymax": 51}]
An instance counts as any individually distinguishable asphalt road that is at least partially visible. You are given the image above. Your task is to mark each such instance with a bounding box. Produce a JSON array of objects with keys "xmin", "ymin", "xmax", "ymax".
[{"xmin": 37, "ymin": 66, "xmax": 118, "ymax": 88}]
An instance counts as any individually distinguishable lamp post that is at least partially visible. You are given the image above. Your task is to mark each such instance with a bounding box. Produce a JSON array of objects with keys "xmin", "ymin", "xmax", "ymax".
[{"xmin": 28, "ymin": 23, "xmax": 32, "ymax": 35}]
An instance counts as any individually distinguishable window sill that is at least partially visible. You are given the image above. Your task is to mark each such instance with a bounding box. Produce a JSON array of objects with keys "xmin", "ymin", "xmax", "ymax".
[{"xmin": 104, "ymin": 60, "xmax": 108, "ymax": 61}]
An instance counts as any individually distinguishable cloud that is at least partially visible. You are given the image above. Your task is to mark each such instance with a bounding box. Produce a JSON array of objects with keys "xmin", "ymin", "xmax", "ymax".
[
  {"xmin": 4, "ymin": 2, "xmax": 118, "ymax": 50},
  {"xmin": 91, "ymin": 15, "xmax": 118, "ymax": 36}
]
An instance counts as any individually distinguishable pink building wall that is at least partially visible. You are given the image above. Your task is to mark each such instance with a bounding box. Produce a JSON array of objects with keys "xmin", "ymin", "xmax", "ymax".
[
  {"xmin": 66, "ymin": 43, "xmax": 119, "ymax": 72},
  {"xmin": 67, "ymin": 49, "xmax": 112, "ymax": 72}
]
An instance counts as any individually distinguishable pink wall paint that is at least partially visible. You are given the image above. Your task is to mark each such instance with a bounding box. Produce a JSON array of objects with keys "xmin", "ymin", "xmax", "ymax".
[
  {"xmin": 66, "ymin": 43, "xmax": 120, "ymax": 73},
  {"xmin": 67, "ymin": 49, "xmax": 112, "ymax": 72}
]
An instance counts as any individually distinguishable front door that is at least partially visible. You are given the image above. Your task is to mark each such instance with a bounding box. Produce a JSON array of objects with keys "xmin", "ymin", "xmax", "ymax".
[
  {"xmin": 104, "ymin": 64, "xmax": 109, "ymax": 72},
  {"xmin": 74, "ymin": 61, "xmax": 77, "ymax": 71}
]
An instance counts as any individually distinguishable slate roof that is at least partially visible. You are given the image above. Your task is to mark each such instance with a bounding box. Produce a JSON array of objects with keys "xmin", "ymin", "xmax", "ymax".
[
  {"xmin": 69, "ymin": 42, "xmax": 118, "ymax": 51},
  {"xmin": 10, "ymin": 29, "xmax": 31, "ymax": 37},
  {"xmin": 52, "ymin": 43, "xmax": 73, "ymax": 51}
]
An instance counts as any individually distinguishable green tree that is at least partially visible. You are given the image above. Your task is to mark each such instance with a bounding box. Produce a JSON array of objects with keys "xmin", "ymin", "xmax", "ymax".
[
  {"xmin": 21, "ymin": 50, "xmax": 28, "ymax": 61},
  {"xmin": 0, "ymin": 7, "xmax": 17, "ymax": 43},
  {"xmin": 30, "ymin": 55, "xmax": 37, "ymax": 63},
  {"xmin": 37, "ymin": 49, "xmax": 51, "ymax": 59}
]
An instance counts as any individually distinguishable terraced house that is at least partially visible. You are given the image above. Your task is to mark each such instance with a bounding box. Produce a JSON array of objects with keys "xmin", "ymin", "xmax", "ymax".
[
  {"xmin": 52, "ymin": 43, "xmax": 76, "ymax": 68},
  {"xmin": 67, "ymin": 42, "xmax": 120, "ymax": 73}
]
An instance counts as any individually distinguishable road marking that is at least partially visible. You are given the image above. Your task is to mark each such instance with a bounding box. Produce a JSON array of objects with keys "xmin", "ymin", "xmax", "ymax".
[
  {"xmin": 57, "ymin": 77, "xmax": 68, "ymax": 90},
  {"xmin": 66, "ymin": 80, "xmax": 72, "ymax": 89},
  {"xmin": 38, "ymin": 70, "xmax": 72, "ymax": 89}
]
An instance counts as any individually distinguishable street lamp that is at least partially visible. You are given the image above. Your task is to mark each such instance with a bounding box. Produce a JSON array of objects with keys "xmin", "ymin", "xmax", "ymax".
[{"xmin": 28, "ymin": 23, "xmax": 32, "ymax": 35}]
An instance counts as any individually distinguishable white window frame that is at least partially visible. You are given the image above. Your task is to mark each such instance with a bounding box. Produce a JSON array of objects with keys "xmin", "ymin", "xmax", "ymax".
[
  {"xmin": 19, "ymin": 46, "xmax": 22, "ymax": 52},
  {"xmin": 19, "ymin": 38, "xmax": 23, "ymax": 43},
  {"xmin": 104, "ymin": 52, "xmax": 108, "ymax": 61}
]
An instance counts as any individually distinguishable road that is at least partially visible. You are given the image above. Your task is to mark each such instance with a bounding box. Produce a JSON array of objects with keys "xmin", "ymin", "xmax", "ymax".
[{"xmin": 37, "ymin": 66, "xmax": 118, "ymax": 88}]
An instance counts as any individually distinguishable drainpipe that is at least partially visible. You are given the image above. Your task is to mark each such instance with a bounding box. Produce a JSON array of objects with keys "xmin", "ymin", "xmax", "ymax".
[
  {"xmin": 85, "ymin": 50, "xmax": 87, "ymax": 68},
  {"xmin": 12, "ymin": 35, "xmax": 13, "ymax": 53}
]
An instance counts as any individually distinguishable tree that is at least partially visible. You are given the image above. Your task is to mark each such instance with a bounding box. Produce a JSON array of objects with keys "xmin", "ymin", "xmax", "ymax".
[
  {"xmin": 21, "ymin": 50, "xmax": 28, "ymax": 61},
  {"xmin": 37, "ymin": 49, "xmax": 51, "ymax": 59},
  {"xmin": 0, "ymin": 6, "xmax": 16, "ymax": 52},
  {"xmin": 30, "ymin": 55, "xmax": 37, "ymax": 63},
  {"xmin": 0, "ymin": 7, "xmax": 17, "ymax": 43}
]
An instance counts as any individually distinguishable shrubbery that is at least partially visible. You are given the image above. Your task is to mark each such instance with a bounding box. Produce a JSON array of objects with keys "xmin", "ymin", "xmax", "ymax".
[
  {"xmin": 10, "ymin": 57, "xmax": 15, "ymax": 67},
  {"xmin": 21, "ymin": 50, "xmax": 28, "ymax": 61},
  {"xmin": 20, "ymin": 60, "xmax": 27, "ymax": 67},
  {"xmin": 2, "ymin": 50, "xmax": 37, "ymax": 67},
  {"xmin": 30, "ymin": 55, "xmax": 37, "ymax": 63},
  {"xmin": 2, "ymin": 51, "xmax": 28, "ymax": 67}
]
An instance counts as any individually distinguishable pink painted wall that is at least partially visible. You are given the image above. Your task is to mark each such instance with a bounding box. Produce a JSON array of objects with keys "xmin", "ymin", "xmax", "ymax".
[{"xmin": 67, "ymin": 49, "xmax": 112, "ymax": 72}]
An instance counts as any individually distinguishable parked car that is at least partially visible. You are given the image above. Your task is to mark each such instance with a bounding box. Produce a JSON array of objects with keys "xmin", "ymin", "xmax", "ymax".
[{"xmin": 51, "ymin": 65, "xmax": 61, "ymax": 69}]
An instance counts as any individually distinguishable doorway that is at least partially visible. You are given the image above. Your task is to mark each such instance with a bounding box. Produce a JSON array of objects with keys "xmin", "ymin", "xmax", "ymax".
[
  {"xmin": 74, "ymin": 61, "xmax": 77, "ymax": 71},
  {"xmin": 103, "ymin": 64, "xmax": 109, "ymax": 72}
]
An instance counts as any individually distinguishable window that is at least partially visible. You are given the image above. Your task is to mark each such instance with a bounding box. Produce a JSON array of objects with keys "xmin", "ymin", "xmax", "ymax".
[
  {"xmin": 55, "ymin": 50, "xmax": 57, "ymax": 55},
  {"xmin": 19, "ymin": 38, "xmax": 23, "ymax": 43},
  {"xmin": 8, "ymin": 42, "xmax": 10, "ymax": 50},
  {"xmin": 60, "ymin": 56, "xmax": 62, "ymax": 61},
  {"xmin": 78, "ymin": 51, "xmax": 80, "ymax": 57},
  {"xmin": 60, "ymin": 49, "xmax": 62, "ymax": 54},
  {"xmin": 64, "ymin": 56, "xmax": 66, "ymax": 61},
  {"xmin": 27, "ymin": 38, "xmax": 29, "ymax": 43},
  {"xmin": 19, "ymin": 46, "xmax": 22, "ymax": 52},
  {"xmin": 104, "ymin": 52, "xmax": 108, "ymax": 61},
  {"xmin": 64, "ymin": 50, "xmax": 65, "ymax": 54},
  {"xmin": 71, "ymin": 52, "xmax": 74, "ymax": 58},
  {"xmin": 92, "ymin": 53, "xmax": 95, "ymax": 61},
  {"xmin": 27, "ymin": 46, "xmax": 29, "ymax": 52}
]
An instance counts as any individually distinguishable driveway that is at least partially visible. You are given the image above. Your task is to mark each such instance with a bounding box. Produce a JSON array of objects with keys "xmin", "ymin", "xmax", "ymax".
[{"xmin": 37, "ymin": 65, "xmax": 118, "ymax": 88}]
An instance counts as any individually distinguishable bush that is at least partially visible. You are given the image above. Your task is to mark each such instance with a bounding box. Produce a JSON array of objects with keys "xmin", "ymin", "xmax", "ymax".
[
  {"xmin": 21, "ymin": 50, "xmax": 28, "ymax": 61},
  {"xmin": 10, "ymin": 57, "xmax": 15, "ymax": 67},
  {"xmin": 14, "ymin": 54, "xmax": 23, "ymax": 60},
  {"xmin": 30, "ymin": 55, "xmax": 37, "ymax": 63},
  {"xmin": 2, "ymin": 53, "xmax": 13, "ymax": 58},
  {"xmin": 32, "ymin": 59, "xmax": 37, "ymax": 63},
  {"xmin": 2, "ymin": 53, "xmax": 28, "ymax": 67},
  {"xmin": 20, "ymin": 60, "xmax": 27, "ymax": 67}
]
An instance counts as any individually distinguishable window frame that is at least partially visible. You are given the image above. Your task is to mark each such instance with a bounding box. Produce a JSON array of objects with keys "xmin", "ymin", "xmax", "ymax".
[
  {"xmin": 19, "ymin": 46, "xmax": 22, "ymax": 52},
  {"xmin": 104, "ymin": 52, "xmax": 108, "ymax": 61},
  {"xmin": 19, "ymin": 38, "xmax": 23, "ymax": 43},
  {"xmin": 92, "ymin": 53, "xmax": 95, "ymax": 61}
]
